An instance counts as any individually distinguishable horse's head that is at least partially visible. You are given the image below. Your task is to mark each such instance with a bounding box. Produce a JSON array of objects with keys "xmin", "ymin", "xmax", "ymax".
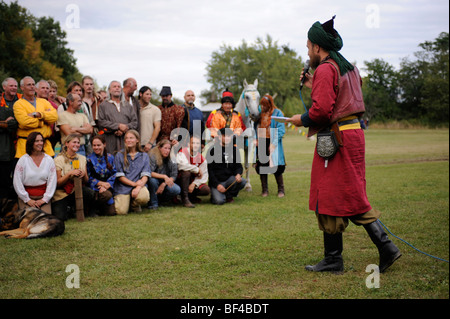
[{"xmin": 242, "ymin": 79, "xmax": 261, "ymax": 122}]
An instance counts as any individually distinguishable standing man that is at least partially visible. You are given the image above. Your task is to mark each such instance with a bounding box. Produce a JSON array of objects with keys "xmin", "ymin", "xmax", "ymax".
[
  {"xmin": 1, "ymin": 77, "xmax": 22, "ymax": 108},
  {"xmin": 181, "ymin": 90, "xmax": 205, "ymax": 143},
  {"xmin": 288, "ymin": 17, "xmax": 401, "ymax": 273},
  {"xmin": 157, "ymin": 86, "xmax": 185, "ymax": 144},
  {"xmin": 56, "ymin": 93, "xmax": 93, "ymax": 156},
  {"xmin": 123, "ymin": 78, "xmax": 140, "ymax": 129},
  {"xmin": 138, "ymin": 86, "xmax": 161, "ymax": 152},
  {"xmin": 82, "ymin": 75, "xmax": 103, "ymax": 130},
  {"xmin": 0, "ymin": 78, "xmax": 19, "ymax": 200},
  {"xmin": 97, "ymin": 81, "xmax": 138, "ymax": 154},
  {"xmin": 14, "ymin": 76, "xmax": 58, "ymax": 158}
]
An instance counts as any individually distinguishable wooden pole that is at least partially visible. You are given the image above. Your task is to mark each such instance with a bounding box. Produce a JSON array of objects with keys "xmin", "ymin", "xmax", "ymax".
[{"xmin": 74, "ymin": 176, "xmax": 84, "ymax": 222}]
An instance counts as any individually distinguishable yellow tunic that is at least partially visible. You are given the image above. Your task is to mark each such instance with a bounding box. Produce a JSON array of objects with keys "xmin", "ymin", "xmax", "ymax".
[{"xmin": 13, "ymin": 98, "xmax": 58, "ymax": 158}]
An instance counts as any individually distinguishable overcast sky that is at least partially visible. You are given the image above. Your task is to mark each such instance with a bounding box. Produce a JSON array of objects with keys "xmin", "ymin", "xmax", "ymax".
[{"xmin": 10, "ymin": 0, "xmax": 450, "ymax": 105}]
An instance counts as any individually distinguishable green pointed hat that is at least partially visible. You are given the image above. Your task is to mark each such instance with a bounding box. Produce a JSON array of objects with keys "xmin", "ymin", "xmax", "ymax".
[{"xmin": 307, "ymin": 15, "xmax": 354, "ymax": 75}]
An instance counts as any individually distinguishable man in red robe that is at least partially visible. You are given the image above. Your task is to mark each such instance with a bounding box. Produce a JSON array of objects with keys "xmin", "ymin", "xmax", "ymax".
[{"xmin": 288, "ymin": 16, "xmax": 401, "ymax": 273}]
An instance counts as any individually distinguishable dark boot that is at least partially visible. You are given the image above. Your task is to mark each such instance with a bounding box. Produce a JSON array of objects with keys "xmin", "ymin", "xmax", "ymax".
[
  {"xmin": 305, "ymin": 232, "xmax": 344, "ymax": 273},
  {"xmin": 275, "ymin": 174, "xmax": 285, "ymax": 198},
  {"xmin": 363, "ymin": 220, "xmax": 402, "ymax": 273},
  {"xmin": 260, "ymin": 174, "xmax": 268, "ymax": 197},
  {"xmin": 180, "ymin": 172, "xmax": 195, "ymax": 208}
]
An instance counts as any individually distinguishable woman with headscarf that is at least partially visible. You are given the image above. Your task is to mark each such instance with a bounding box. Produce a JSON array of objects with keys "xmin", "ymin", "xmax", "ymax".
[{"xmin": 254, "ymin": 94, "xmax": 286, "ymax": 198}]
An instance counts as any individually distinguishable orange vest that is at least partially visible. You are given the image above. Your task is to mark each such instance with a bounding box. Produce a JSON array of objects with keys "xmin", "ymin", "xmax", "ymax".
[{"xmin": 1, "ymin": 93, "xmax": 23, "ymax": 108}]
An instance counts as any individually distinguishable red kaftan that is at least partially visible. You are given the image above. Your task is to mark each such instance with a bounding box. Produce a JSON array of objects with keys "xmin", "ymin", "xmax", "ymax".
[{"xmin": 307, "ymin": 61, "xmax": 372, "ymax": 217}]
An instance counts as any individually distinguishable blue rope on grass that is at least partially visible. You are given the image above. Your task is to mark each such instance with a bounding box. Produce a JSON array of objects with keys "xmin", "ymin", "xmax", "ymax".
[{"xmin": 379, "ymin": 220, "xmax": 449, "ymax": 263}]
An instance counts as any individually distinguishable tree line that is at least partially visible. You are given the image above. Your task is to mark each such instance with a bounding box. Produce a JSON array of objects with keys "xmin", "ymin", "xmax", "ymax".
[
  {"xmin": 0, "ymin": 1, "xmax": 81, "ymax": 96},
  {"xmin": 1, "ymin": 1, "xmax": 448, "ymax": 126},
  {"xmin": 204, "ymin": 33, "xmax": 449, "ymax": 126}
]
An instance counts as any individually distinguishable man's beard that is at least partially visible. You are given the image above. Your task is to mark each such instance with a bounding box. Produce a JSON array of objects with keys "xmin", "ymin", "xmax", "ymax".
[{"xmin": 310, "ymin": 54, "xmax": 321, "ymax": 69}]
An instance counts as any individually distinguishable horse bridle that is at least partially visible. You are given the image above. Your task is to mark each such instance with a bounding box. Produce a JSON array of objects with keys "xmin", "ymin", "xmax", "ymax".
[{"xmin": 242, "ymin": 89, "xmax": 260, "ymax": 122}]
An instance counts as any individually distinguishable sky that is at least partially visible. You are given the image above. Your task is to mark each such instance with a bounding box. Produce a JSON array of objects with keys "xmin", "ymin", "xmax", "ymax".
[{"xmin": 10, "ymin": 0, "xmax": 450, "ymax": 106}]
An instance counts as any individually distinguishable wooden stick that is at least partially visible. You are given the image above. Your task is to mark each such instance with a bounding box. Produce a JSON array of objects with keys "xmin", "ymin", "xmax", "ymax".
[
  {"xmin": 74, "ymin": 176, "xmax": 85, "ymax": 222},
  {"xmin": 225, "ymin": 167, "xmax": 250, "ymax": 192}
]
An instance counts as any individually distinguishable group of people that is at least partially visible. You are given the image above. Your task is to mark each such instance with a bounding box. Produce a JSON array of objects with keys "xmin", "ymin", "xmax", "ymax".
[
  {"xmin": 1, "ymin": 75, "xmax": 287, "ymax": 220},
  {"xmin": 1, "ymin": 16, "xmax": 402, "ymax": 274}
]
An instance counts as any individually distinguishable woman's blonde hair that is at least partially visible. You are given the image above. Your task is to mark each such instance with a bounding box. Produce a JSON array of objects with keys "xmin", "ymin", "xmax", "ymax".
[
  {"xmin": 121, "ymin": 129, "xmax": 142, "ymax": 169},
  {"xmin": 149, "ymin": 139, "xmax": 171, "ymax": 168},
  {"xmin": 58, "ymin": 133, "xmax": 81, "ymax": 163}
]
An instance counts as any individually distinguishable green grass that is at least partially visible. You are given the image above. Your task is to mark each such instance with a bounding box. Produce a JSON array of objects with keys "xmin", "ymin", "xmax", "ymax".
[{"xmin": 0, "ymin": 129, "xmax": 448, "ymax": 299}]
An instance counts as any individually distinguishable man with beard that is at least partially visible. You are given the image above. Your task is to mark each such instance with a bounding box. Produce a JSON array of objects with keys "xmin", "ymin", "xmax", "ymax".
[
  {"xmin": 97, "ymin": 81, "xmax": 138, "ymax": 154},
  {"xmin": 157, "ymin": 86, "xmax": 185, "ymax": 145},
  {"xmin": 288, "ymin": 16, "xmax": 401, "ymax": 274},
  {"xmin": 181, "ymin": 90, "xmax": 205, "ymax": 143}
]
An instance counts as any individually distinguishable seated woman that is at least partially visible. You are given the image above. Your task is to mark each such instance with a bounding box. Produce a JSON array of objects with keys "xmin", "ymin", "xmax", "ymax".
[
  {"xmin": 13, "ymin": 132, "xmax": 57, "ymax": 214},
  {"xmin": 176, "ymin": 135, "xmax": 210, "ymax": 208},
  {"xmin": 86, "ymin": 135, "xmax": 117, "ymax": 216},
  {"xmin": 114, "ymin": 130, "xmax": 150, "ymax": 214},
  {"xmin": 52, "ymin": 133, "xmax": 95, "ymax": 221},
  {"xmin": 148, "ymin": 139, "xmax": 181, "ymax": 209}
]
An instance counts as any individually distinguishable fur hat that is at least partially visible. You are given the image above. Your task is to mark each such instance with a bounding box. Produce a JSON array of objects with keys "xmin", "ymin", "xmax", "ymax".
[{"xmin": 160, "ymin": 86, "xmax": 172, "ymax": 96}]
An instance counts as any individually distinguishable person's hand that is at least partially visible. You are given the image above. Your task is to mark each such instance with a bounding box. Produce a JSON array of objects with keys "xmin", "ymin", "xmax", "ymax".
[
  {"xmin": 164, "ymin": 176, "xmax": 174, "ymax": 187},
  {"xmin": 156, "ymin": 183, "xmax": 166, "ymax": 195},
  {"xmin": 299, "ymin": 69, "xmax": 313, "ymax": 89},
  {"xmin": 188, "ymin": 182, "xmax": 196, "ymax": 193},
  {"xmin": 235, "ymin": 174, "xmax": 242, "ymax": 183},
  {"xmin": 217, "ymin": 184, "xmax": 226, "ymax": 193},
  {"xmin": 70, "ymin": 169, "xmax": 83, "ymax": 178},
  {"xmin": 118, "ymin": 123, "xmax": 128, "ymax": 132},
  {"xmin": 287, "ymin": 114, "xmax": 303, "ymax": 127},
  {"xmin": 131, "ymin": 186, "xmax": 141, "ymax": 198}
]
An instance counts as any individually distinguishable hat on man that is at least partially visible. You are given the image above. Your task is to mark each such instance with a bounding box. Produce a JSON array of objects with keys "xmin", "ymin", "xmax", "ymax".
[
  {"xmin": 222, "ymin": 88, "xmax": 233, "ymax": 98},
  {"xmin": 307, "ymin": 15, "xmax": 354, "ymax": 76},
  {"xmin": 160, "ymin": 86, "xmax": 172, "ymax": 96}
]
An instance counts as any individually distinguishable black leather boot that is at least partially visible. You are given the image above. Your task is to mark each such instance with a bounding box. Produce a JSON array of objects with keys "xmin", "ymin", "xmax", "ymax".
[
  {"xmin": 305, "ymin": 232, "xmax": 344, "ymax": 273},
  {"xmin": 260, "ymin": 174, "xmax": 268, "ymax": 197},
  {"xmin": 363, "ymin": 220, "xmax": 402, "ymax": 273},
  {"xmin": 275, "ymin": 174, "xmax": 285, "ymax": 198},
  {"xmin": 180, "ymin": 172, "xmax": 195, "ymax": 208}
]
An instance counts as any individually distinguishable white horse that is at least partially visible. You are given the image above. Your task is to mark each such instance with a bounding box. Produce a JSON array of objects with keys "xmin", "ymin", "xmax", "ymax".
[{"xmin": 234, "ymin": 79, "xmax": 261, "ymax": 191}]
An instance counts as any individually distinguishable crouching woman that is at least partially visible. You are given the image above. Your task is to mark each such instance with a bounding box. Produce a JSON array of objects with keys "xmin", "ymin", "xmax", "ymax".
[
  {"xmin": 52, "ymin": 133, "xmax": 95, "ymax": 220},
  {"xmin": 114, "ymin": 130, "xmax": 151, "ymax": 214},
  {"xmin": 86, "ymin": 135, "xmax": 117, "ymax": 216},
  {"xmin": 148, "ymin": 139, "xmax": 181, "ymax": 209}
]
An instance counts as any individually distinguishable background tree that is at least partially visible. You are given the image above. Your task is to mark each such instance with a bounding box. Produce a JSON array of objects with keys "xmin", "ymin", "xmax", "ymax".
[
  {"xmin": 362, "ymin": 58, "xmax": 400, "ymax": 121},
  {"xmin": 204, "ymin": 35, "xmax": 310, "ymax": 116},
  {"xmin": 0, "ymin": 1, "xmax": 80, "ymax": 95}
]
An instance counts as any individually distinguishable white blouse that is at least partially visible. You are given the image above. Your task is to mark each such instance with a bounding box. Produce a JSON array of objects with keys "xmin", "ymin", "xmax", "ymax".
[{"xmin": 13, "ymin": 153, "xmax": 57, "ymax": 204}]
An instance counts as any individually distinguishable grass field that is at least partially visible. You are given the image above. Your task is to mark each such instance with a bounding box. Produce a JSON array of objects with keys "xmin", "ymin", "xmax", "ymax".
[{"xmin": 0, "ymin": 128, "xmax": 448, "ymax": 301}]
